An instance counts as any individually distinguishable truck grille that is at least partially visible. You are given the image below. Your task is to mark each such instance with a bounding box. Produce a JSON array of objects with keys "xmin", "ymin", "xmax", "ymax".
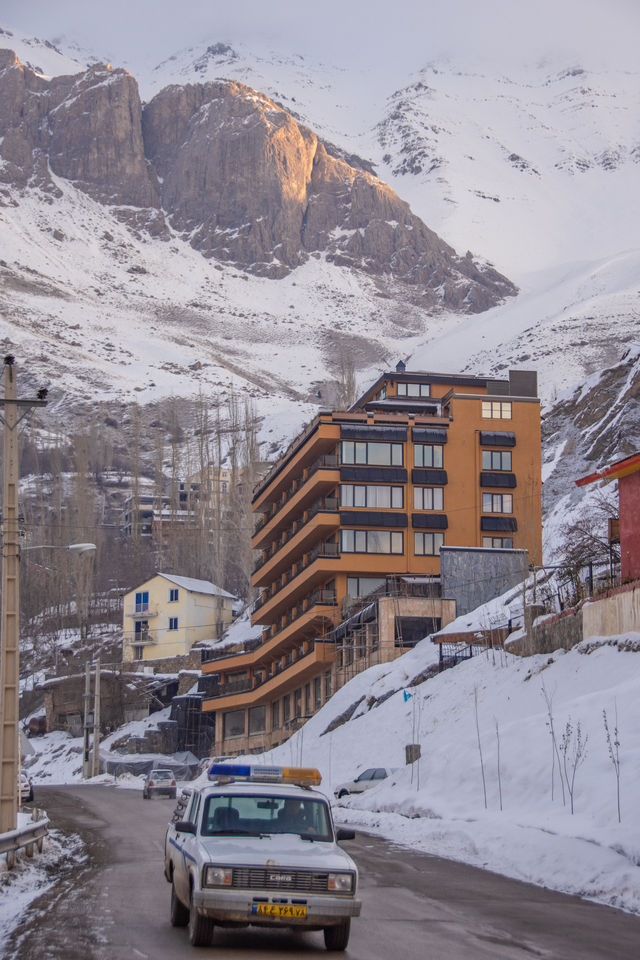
[{"xmin": 232, "ymin": 867, "xmax": 330, "ymax": 892}]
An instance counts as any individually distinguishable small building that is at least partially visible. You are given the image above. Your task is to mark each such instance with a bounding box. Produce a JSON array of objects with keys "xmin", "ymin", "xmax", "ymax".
[
  {"xmin": 576, "ymin": 451, "xmax": 640, "ymax": 582},
  {"xmin": 122, "ymin": 573, "xmax": 235, "ymax": 662}
]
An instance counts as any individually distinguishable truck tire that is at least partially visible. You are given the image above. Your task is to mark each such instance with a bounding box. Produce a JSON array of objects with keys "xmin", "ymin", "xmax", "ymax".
[
  {"xmin": 189, "ymin": 891, "xmax": 215, "ymax": 946},
  {"xmin": 170, "ymin": 882, "xmax": 189, "ymax": 927},
  {"xmin": 324, "ymin": 919, "xmax": 350, "ymax": 951}
]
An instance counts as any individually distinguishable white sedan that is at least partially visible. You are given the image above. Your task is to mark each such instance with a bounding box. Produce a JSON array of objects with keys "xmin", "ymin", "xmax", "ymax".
[{"xmin": 334, "ymin": 767, "xmax": 397, "ymax": 798}]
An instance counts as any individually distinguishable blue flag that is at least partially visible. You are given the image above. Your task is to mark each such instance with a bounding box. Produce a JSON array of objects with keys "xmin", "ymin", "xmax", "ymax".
[{"xmin": 403, "ymin": 690, "xmax": 412, "ymax": 702}]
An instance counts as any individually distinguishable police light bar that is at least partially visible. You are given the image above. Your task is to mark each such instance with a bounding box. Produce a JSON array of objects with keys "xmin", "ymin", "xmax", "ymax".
[{"xmin": 207, "ymin": 763, "xmax": 321, "ymax": 786}]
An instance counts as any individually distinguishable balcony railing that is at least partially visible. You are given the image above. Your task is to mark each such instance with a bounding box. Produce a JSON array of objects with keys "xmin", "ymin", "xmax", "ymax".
[
  {"xmin": 202, "ymin": 639, "xmax": 335, "ymax": 700},
  {"xmin": 253, "ymin": 541, "xmax": 340, "ymax": 612},
  {"xmin": 253, "ymin": 455, "xmax": 339, "ymax": 535},
  {"xmin": 252, "ymin": 497, "xmax": 338, "ymax": 575}
]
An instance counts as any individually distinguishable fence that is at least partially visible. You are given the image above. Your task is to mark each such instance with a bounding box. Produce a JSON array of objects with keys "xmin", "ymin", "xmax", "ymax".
[{"xmin": 0, "ymin": 811, "xmax": 49, "ymax": 868}]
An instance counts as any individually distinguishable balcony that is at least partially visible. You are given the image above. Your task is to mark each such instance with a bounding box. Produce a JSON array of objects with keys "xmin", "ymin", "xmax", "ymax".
[
  {"xmin": 252, "ymin": 497, "xmax": 339, "ymax": 583},
  {"xmin": 203, "ymin": 590, "xmax": 337, "ymax": 676},
  {"xmin": 253, "ymin": 542, "xmax": 339, "ymax": 619},
  {"xmin": 202, "ymin": 641, "xmax": 336, "ymax": 708},
  {"xmin": 124, "ymin": 604, "xmax": 159, "ymax": 619},
  {"xmin": 253, "ymin": 455, "xmax": 339, "ymax": 548},
  {"xmin": 124, "ymin": 630, "xmax": 157, "ymax": 645}
]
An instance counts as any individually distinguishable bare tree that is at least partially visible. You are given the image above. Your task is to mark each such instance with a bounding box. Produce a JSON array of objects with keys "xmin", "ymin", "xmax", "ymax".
[
  {"xmin": 603, "ymin": 705, "xmax": 622, "ymax": 823},
  {"xmin": 560, "ymin": 718, "xmax": 588, "ymax": 815}
]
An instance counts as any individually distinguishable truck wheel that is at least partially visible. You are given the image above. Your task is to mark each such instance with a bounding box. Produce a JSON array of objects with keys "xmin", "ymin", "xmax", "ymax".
[
  {"xmin": 189, "ymin": 892, "xmax": 214, "ymax": 946},
  {"xmin": 170, "ymin": 882, "xmax": 189, "ymax": 927},
  {"xmin": 324, "ymin": 919, "xmax": 350, "ymax": 951},
  {"xmin": 337, "ymin": 789, "xmax": 349, "ymax": 799}
]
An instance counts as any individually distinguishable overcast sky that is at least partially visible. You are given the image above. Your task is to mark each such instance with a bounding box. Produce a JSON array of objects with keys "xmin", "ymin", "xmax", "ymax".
[{"xmin": 2, "ymin": 0, "xmax": 638, "ymax": 73}]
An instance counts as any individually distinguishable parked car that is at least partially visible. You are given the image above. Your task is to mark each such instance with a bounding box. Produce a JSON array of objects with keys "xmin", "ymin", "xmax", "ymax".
[
  {"xmin": 19, "ymin": 771, "xmax": 34, "ymax": 803},
  {"xmin": 143, "ymin": 769, "xmax": 177, "ymax": 799},
  {"xmin": 334, "ymin": 767, "xmax": 396, "ymax": 798}
]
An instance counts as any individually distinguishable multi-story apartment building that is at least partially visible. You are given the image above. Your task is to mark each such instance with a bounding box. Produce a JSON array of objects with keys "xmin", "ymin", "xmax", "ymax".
[{"xmin": 201, "ymin": 366, "xmax": 542, "ymax": 755}]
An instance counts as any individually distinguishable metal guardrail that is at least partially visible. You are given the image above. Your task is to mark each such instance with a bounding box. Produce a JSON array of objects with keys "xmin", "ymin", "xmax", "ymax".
[{"xmin": 0, "ymin": 811, "xmax": 49, "ymax": 868}]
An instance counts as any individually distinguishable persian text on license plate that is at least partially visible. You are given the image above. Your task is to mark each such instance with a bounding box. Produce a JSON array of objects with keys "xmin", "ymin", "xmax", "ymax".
[{"xmin": 252, "ymin": 903, "xmax": 307, "ymax": 919}]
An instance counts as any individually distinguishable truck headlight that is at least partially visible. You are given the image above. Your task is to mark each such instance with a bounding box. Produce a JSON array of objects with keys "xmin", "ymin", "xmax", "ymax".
[
  {"xmin": 203, "ymin": 866, "xmax": 233, "ymax": 887},
  {"xmin": 328, "ymin": 872, "xmax": 353, "ymax": 893}
]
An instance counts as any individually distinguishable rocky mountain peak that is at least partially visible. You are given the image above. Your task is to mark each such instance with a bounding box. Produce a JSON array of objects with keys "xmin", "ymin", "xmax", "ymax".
[{"xmin": 0, "ymin": 49, "xmax": 515, "ymax": 310}]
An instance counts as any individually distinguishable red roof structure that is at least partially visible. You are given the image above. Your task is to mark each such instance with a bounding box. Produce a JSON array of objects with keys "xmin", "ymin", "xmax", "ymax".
[{"xmin": 576, "ymin": 451, "xmax": 640, "ymax": 582}]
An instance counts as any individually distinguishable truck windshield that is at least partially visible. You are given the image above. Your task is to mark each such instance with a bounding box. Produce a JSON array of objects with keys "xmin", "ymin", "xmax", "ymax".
[{"xmin": 201, "ymin": 793, "xmax": 333, "ymax": 841}]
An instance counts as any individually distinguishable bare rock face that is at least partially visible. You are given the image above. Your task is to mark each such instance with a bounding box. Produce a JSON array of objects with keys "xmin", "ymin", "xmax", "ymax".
[
  {"xmin": 0, "ymin": 52, "xmax": 157, "ymax": 206},
  {"xmin": 0, "ymin": 51, "xmax": 515, "ymax": 310},
  {"xmin": 142, "ymin": 80, "xmax": 515, "ymax": 305}
]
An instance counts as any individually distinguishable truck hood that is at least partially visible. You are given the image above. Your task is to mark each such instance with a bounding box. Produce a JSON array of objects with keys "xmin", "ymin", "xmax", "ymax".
[{"xmin": 196, "ymin": 834, "xmax": 356, "ymax": 872}]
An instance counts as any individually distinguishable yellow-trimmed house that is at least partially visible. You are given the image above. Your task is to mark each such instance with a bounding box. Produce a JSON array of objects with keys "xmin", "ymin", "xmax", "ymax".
[{"xmin": 122, "ymin": 573, "xmax": 236, "ymax": 662}]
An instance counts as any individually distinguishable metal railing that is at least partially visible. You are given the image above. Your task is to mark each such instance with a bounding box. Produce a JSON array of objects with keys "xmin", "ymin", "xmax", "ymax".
[
  {"xmin": 253, "ymin": 455, "xmax": 339, "ymax": 535},
  {"xmin": 0, "ymin": 812, "xmax": 49, "ymax": 868}
]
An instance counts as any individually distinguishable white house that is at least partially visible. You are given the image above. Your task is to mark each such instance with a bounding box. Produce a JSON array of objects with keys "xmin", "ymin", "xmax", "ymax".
[{"xmin": 122, "ymin": 573, "xmax": 236, "ymax": 662}]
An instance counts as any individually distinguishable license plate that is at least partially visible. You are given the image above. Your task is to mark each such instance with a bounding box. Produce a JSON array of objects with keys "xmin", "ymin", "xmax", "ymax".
[{"xmin": 251, "ymin": 903, "xmax": 307, "ymax": 919}]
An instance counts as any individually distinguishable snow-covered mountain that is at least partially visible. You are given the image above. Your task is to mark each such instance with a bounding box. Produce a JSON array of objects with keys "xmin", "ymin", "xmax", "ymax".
[{"xmin": 0, "ymin": 24, "xmax": 639, "ymax": 558}]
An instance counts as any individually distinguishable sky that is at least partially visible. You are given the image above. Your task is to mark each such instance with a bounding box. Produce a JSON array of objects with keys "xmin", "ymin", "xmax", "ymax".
[{"xmin": 2, "ymin": 0, "xmax": 638, "ymax": 73}]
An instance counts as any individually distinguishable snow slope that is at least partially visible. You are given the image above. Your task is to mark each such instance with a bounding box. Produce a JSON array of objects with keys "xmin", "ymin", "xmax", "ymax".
[{"xmin": 261, "ymin": 633, "xmax": 640, "ymax": 914}]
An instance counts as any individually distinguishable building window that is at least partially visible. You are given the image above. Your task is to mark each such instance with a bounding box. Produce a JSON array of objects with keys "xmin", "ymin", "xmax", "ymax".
[
  {"xmin": 414, "ymin": 531, "xmax": 444, "ymax": 555},
  {"xmin": 223, "ymin": 710, "xmax": 245, "ymax": 739},
  {"xmin": 340, "ymin": 440, "xmax": 403, "ymax": 467},
  {"xmin": 293, "ymin": 688, "xmax": 302, "ymax": 718},
  {"xmin": 482, "ymin": 493, "xmax": 513, "ymax": 513},
  {"xmin": 413, "ymin": 444, "xmax": 444, "ymax": 468},
  {"xmin": 481, "ymin": 450, "xmax": 512, "ymax": 471},
  {"xmin": 396, "ymin": 382, "xmax": 431, "ymax": 397},
  {"xmin": 340, "ymin": 484, "xmax": 403, "ymax": 508},
  {"xmin": 168, "ymin": 617, "xmax": 178, "ymax": 631},
  {"xmin": 325, "ymin": 672, "xmax": 332, "ymax": 699},
  {"xmin": 413, "ymin": 486, "xmax": 444, "ymax": 510},
  {"xmin": 272, "ymin": 700, "xmax": 280, "ymax": 730},
  {"xmin": 375, "ymin": 387, "xmax": 387, "ymax": 400},
  {"xmin": 248, "ymin": 706, "xmax": 266, "ymax": 735},
  {"xmin": 305, "ymin": 683, "xmax": 312, "ymax": 715},
  {"xmin": 169, "ymin": 588, "xmax": 179, "ymax": 602},
  {"xmin": 282, "ymin": 694, "xmax": 290, "ymax": 723},
  {"xmin": 314, "ymin": 677, "xmax": 322, "ymax": 709},
  {"xmin": 133, "ymin": 646, "xmax": 144, "ymax": 661},
  {"xmin": 340, "ymin": 529, "xmax": 403, "ymax": 554},
  {"xmin": 134, "ymin": 620, "xmax": 148, "ymax": 639},
  {"xmin": 483, "ymin": 536, "xmax": 514, "ymax": 548},
  {"xmin": 482, "ymin": 401, "xmax": 512, "ymax": 419},
  {"xmin": 135, "ymin": 591, "xmax": 149, "ymax": 613},
  {"xmin": 346, "ymin": 576, "xmax": 386, "ymax": 597}
]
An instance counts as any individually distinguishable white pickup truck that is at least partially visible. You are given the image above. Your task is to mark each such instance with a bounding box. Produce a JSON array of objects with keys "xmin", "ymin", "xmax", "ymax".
[{"xmin": 164, "ymin": 763, "xmax": 361, "ymax": 950}]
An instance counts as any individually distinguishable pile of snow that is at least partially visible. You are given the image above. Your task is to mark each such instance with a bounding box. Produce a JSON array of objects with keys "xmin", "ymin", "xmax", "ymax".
[{"xmin": 259, "ymin": 634, "xmax": 640, "ymax": 914}]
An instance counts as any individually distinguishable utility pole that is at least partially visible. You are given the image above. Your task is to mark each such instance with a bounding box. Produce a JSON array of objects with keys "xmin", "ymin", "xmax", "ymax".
[
  {"xmin": 92, "ymin": 658, "xmax": 101, "ymax": 778},
  {"xmin": 82, "ymin": 661, "xmax": 92, "ymax": 779},
  {"xmin": 0, "ymin": 357, "xmax": 47, "ymax": 833}
]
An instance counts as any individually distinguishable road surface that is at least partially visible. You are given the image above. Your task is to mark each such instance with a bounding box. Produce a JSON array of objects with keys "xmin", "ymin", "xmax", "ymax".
[{"xmin": 6, "ymin": 785, "xmax": 640, "ymax": 959}]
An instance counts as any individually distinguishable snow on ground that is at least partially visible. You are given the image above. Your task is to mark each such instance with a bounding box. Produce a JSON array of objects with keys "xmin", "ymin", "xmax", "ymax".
[
  {"xmin": 0, "ymin": 814, "xmax": 86, "ymax": 949},
  {"xmin": 255, "ymin": 632, "xmax": 640, "ymax": 914}
]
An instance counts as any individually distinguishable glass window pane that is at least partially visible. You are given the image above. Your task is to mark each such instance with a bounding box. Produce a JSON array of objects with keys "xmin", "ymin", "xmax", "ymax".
[
  {"xmin": 391, "ymin": 531, "xmax": 403, "ymax": 553},
  {"xmin": 355, "ymin": 442, "xmax": 367, "ymax": 464},
  {"xmin": 355, "ymin": 530, "xmax": 367, "ymax": 551},
  {"xmin": 392, "ymin": 487, "xmax": 403, "ymax": 508},
  {"xmin": 340, "ymin": 485, "xmax": 353, "ymax": 507},
  {"xmin": 354, "ymin": 485, "xmax": 366, "ymax": 507},
  {"xmin": 341, "ymin": 441, "xmax": 354, "ymax": 464}
]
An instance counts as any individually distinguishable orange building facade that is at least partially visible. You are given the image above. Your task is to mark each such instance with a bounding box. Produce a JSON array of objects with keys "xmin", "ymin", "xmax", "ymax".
[{"xmin": 201, "ymin": 367, "xmax": 542, "ymax": 755}]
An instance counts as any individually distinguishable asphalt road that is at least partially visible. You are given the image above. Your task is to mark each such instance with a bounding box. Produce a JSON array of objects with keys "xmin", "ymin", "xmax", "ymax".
[{"xmin": 6, "ymin": 785, "xmax": 640, "ymax": 959}]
